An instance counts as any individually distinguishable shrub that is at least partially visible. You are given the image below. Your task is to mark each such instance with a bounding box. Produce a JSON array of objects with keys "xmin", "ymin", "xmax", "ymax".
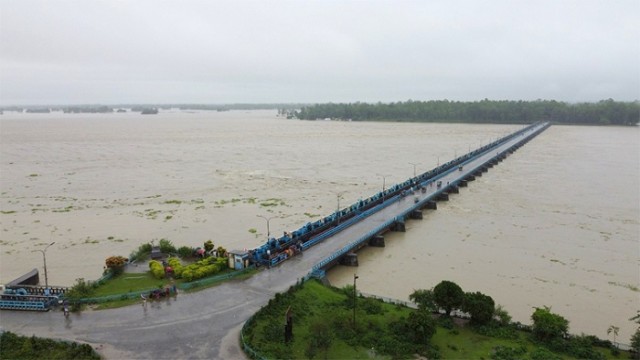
[
  {"xmin": 129, "ymin": 242, "xmax": 152, "ymax": 262},
  {"xmin": 182, "ymin": 269, "xmax": 193, "ymax": 282},
  {"xmin": 531, "ymin": 306, "xmax": 569, "ymax": 342},
  {"xmin": 159, "ymin": 238, "xmax": 176, "ymax": 254},
  {"xmin": 177, "ymin": 246, "xmax": 193, "ymax": 258},
  {"xmin": 204, "ymin": 240, "xmax": 214, "ymax": 252},
  {"xmin": 66, "ymin": 278, "xmax": 95, "ymax": 299},
  {"xmin": 104, "ymin": 255, "xmax": 128, "ymax": 276},
  {"xmin": 149, "ymin": 260, "xmax": 165, "ymax": 279}
]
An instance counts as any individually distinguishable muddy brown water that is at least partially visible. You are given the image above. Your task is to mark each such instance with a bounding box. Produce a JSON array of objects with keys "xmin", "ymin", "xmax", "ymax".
[{"xmin": 1, "ymin": 110, "xmax": 637, "ymax": 341}]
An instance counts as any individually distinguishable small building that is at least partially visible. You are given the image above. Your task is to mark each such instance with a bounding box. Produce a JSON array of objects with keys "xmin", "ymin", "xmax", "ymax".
[
  {"xmin": 228, "ymin": 250, "xmax": 250, "ymax": 270},
  {"xmin": 150, "ymin": 246, "xmax": 163, "ymax": 260}
]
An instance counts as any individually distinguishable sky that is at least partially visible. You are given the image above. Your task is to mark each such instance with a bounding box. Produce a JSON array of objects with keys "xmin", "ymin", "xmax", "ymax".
[{"xmin": 1, "ymin": 0, "xmax": 639, "ymax": 105}]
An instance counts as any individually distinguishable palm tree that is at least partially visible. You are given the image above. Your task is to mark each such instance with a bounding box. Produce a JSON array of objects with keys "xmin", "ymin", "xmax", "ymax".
[{"xmin": 608, "ymin": 325, "xmax": 620, "ymax": 348}]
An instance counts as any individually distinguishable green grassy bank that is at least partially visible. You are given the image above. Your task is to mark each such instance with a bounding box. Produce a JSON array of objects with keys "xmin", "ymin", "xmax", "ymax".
[{"xmin": 242, "ymin": 280, "xmax": 630, "ymax": 359}]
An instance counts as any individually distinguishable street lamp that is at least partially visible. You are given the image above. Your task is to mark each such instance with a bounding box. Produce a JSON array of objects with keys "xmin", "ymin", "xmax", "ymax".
[
  {"xmin": 34, "ymin": 242, "xmax": 55, "ymax": 288},
  {"xmin": 256, "ymin": 215, "xmax": 276, "ymax": 241},
  {"xmin": 377, "ymin": 174, "xmax": 390, "ymax": 202},
  {"xmin": 333, "ymin": 191, "xmax": 346, "ymax": 224},
  {"xmin": 353, "ymin": 273, "xmax": 359, "ymax": 328},
  {"xmin": 408, "ymin": 162, "xmax": 418, "ymax": 178}
]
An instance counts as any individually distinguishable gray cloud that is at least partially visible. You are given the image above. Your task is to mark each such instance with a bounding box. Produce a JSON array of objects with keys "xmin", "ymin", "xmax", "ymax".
[{"xmin": 1, "ymin": 0, "xmax": 638, "ymax": 104}]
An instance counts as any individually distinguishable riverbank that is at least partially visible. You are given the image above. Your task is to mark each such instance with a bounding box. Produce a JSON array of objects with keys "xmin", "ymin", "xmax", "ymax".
[{"xmin": 241, "ymin": 279, "xmax": 632, "ymax": 359}]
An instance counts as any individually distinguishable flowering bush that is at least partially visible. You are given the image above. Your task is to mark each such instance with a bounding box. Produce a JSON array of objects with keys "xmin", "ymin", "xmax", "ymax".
[{"xmin": 105, "ymin": 256, "xmax": 128, "ymax": 276}]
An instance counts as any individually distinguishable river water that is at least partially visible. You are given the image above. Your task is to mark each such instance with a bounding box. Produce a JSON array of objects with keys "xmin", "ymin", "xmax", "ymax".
[{"xmin": 0, "ymin": 110, "xmax": 637, "ymax": 342}]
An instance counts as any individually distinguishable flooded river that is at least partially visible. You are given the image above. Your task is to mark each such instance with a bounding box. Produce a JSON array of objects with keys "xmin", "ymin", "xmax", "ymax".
[{"xmin": 1, "ymin": 110, "xmax": 637, "ymax": 342}]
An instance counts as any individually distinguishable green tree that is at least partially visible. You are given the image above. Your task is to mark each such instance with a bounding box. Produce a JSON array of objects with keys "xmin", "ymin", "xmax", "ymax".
[
  {"xmin": 531, "ymin": 306, "xmax": 569, "ymax": 342},
  {"xmin": 406, "ymin": 309, "xmax": 437, "ymax": 344},
  {"xmin": 630, "ymin": 311, "xmax": 640, "ymax": 359},
  {"xmin": 462, "ymin": 291, "xmax": 495, "ymax": 325},
  {"xmin": 409, "ymin": 289, "xmax": 436, "ymax": 312},
  {"xmin": 433, "ymin": 280, "xmax": 464, "ymax": 317},
  {"xmin": 306, "ymin": 318, "xmax": 333, "ymax": 359},
  {"xmin": 494, "ymin": 304, "xmax": 512, "ymax": 326}
]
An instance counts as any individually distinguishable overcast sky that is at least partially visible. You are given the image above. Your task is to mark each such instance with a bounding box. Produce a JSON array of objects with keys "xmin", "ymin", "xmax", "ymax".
[{"xmin": 1, "ymin": 1, "xmax": 638, "ymax": 105}]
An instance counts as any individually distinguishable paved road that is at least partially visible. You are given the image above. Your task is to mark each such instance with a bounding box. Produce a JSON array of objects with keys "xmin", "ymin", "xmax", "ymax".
[{"xmin": 0, "ymin": 123, "xmax": 548, "ymax": 359}]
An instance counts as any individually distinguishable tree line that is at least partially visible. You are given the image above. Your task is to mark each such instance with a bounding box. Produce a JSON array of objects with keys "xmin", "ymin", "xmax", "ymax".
[{"xmin": 292, "ymin": 99, "xmax": 639, "ymax": 125}]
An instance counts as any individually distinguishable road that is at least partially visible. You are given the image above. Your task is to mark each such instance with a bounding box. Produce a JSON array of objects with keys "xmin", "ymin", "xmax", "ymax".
[{"xmin": 0, "ymin": 123, "xmax": 548, "ymax": 359}]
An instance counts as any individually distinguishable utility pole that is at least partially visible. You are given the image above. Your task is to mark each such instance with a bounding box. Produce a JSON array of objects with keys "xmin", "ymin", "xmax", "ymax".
[
  {"xmin": 353, "ymin": 273, "xmax": 359, "ymax": 328},
  {"xmin": 34, "ymin": 242, "xmax": 55, "ymax": 288},
  {"xmin": 334, "ymin": 191, "xmax": 346, "ymax": 224},
  {"xmin": 408, "ymin": 162, "xmax": 418, "ymax": 178}
]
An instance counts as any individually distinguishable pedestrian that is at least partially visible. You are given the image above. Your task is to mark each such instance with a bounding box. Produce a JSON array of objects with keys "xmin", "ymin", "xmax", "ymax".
[{"xmin": 141, "ymin": 294, "xmax": 147, "ymax": 307}]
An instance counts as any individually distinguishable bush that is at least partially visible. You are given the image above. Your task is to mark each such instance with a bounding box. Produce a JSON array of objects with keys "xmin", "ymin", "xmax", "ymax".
[
  {"xmin": 204, "ymin": 240, "xmax": 214, "ymax": 252},
  {"xmin": 159, "ymin": 238, "xmax": 176, "ymax": 254},
  {"xmin": 529, "ymin": 347, "xmax": 561, "ymax": 360},
  {"xmin": 104, "ymin": 255, "xmax": 128, "ymax": 276},
  {"xmin": 149, "ymin": 260, "xmax": 165, "ymax": 279},
  {"xmin": 490, "ymin": 345, "xmax": 527, "ymax": 360},
  {"xmin": 177, "ymin": 246, "xmax": 193, "ymax": 258},
  {"xmin": 167, "ymin": 257, "xmax": 184, "ymax": 278},
  {"xmin": 66, "ymin": 278, "xmax": 95, "ymax": 299},
  {"xmin": 129, "ymin": 243, "xmax": 152, "ymax": 262}
]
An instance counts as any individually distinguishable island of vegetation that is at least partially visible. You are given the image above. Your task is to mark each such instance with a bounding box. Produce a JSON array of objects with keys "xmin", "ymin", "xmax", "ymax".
[{"xmin": 290, "ymin": 99, "xmax": 640, "ymax": 126}]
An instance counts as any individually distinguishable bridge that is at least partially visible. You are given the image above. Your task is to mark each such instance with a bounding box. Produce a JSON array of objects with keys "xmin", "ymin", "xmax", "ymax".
[
  {"xmin": 249, "ymin": 121, "xmax": 550, "ymax": 276},
  {"xmin": 0, "ymin": 122, "xmax": 550, "ymax": 359}
]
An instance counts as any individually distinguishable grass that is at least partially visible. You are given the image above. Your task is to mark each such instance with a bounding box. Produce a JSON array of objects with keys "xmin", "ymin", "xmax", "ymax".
[{"xmin": 92, "ymin": 272, "xmax": 172, "ymax": 297}]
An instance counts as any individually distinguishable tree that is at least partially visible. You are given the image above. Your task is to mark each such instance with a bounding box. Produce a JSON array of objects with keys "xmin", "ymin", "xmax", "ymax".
[
  {"xmin": 406, "ymin": 309, "xmax": 437, "ymax": 344},
  {"xmin": 462, "ymin": 291, "xmax": 495, "ymax": 325},
  {"xmin": 305, "ymin": 319, "xmax": 333, "ymax": 359},
  {"xmin": 433, "ymin": 280, "xmax": 464, "ymax": 316},
  {"xmin": 409, "ymin": 289, "xmax": 436, "ymax": 312},
  {"xmin": 607, "ymin": 325, "xmax": 619, "ymax": 347},
  {"xmin": 631, "ymin": 329, "xmax": 640, "ymax": 359},
  {"xmin": 494, "ymin": 304, "xmax": 512, "ymax": 326},
  {"xmin": 630, "ymin": 311, "xmax": 640, "ymax": 359},
  {"xmin": 531, "ymin": 306, "xmax": 569, "ymax": 342}
]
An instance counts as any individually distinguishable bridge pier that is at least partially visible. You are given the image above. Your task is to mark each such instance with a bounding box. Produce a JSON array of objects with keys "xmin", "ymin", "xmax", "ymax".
[
  {"xmin": 437, "ymin": 192, "xmax": 449, "ymax": 201},
  {"xmin": 458, "ymin": 180, "xmax": 468, "ymax": 187},
  {"xmin": 466, "ymin": 175, "xmax": 476, "ymax": 181},
  {"xmin": 409, "ymin": 210, "xmax": 423, "ymax": 219},
  {"xmin": 425, "ymin": 200, "xmax": 437, "ymax": 210},
  {"xmin": 391, "ymin": 219, "xmax": 406, "ymax": 232},
  {"xmin": 448, "ymin": 186, "xmax": 459, "ymax": 194},
  {"xmin": 368, "ymin": 235, "xmax": 386, "ymax": 247},
  {"xmin": 339, "ymin": 253, "xmax": 358, "ymax": 266}
]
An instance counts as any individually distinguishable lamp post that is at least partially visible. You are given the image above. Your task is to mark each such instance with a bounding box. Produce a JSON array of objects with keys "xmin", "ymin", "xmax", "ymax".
[
  {"xmin": 408, "ymin": 162, "xmax": 418, "ymax": 178},
  {"xmin": 333, "ymin": 191, "xmax": 346, "ymax": 224},
  {"xmin": 34, "ymin": 242, "xmax": 55, "ymax": 288},
  {"xmin": 353, "ymin": 273, "xmax": 359, "ymax": 328},
  {"xmin": 377, "ymin": 174, "xmax": 390, "ymax": 202},
  {"xmin": 257, "ymin": 215, "xmax": 276, "ymax": 241}
]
